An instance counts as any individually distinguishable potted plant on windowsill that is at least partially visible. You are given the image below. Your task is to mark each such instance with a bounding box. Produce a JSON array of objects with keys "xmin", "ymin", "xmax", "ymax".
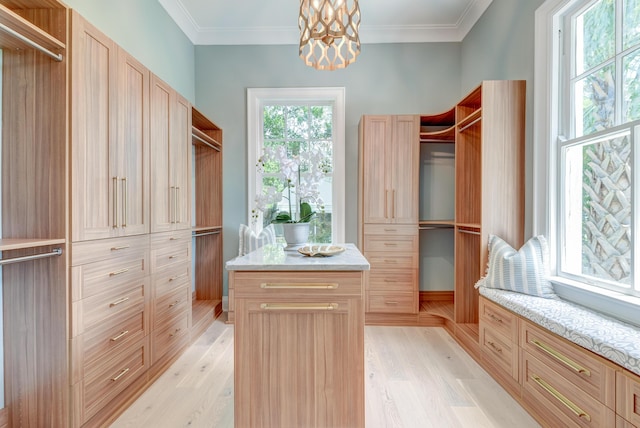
[{"xmin": 253, "ymin": 145, "xmax": 330, "ymax": 248}]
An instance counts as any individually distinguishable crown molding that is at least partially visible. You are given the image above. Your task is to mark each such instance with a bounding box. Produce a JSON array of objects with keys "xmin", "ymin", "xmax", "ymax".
[{"xmin": 159, "ymin": 0, "xmax": 493, "ymax": 45}]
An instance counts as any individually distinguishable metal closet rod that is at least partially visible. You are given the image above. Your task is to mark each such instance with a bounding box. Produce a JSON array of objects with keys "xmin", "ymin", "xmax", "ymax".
[
  {"xmin": 193, "ymin": 230, "xmax": 221, "ymax": 238},
  {"xmin": 0, "ymin": 23, "xmax": 63, "ymax": 62},
  {"xmin": 192, "ymin": 133, "xmax": 221, "ymax": 152},
  {"xmin": 0, "ymin": 248, "xmax": 63, "ymax": 266}
]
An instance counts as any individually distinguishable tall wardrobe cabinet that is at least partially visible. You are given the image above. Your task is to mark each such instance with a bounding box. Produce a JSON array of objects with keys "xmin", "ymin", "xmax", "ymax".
[{"xmin": 358, "ymin": 115, "xmax": 420, "ymax": 318}]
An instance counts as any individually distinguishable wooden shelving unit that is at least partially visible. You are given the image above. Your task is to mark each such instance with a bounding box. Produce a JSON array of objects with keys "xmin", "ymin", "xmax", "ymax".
[{"xmin": 191, "ymin": 107, "xmax": 223, "ymax": 338}]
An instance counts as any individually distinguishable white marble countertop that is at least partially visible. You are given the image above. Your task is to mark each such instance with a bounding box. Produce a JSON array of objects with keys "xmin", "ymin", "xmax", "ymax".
[{"xmin": 226, "ymin": 243, "xmax": 370, "ymax": 271}]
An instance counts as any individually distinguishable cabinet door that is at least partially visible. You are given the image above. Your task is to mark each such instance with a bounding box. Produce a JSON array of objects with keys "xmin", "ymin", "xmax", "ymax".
[
  {"xmin": 117, "ymin": 49, "xmax": 149, "ymax": 236},
  {"xmin": 150, "ymin": 75, "xmax": 174, "ymax": 233},
  {"xmin": 362, "ymin": 116, "xmax": 392, "ymax": 224},
  {"xmin": 390, "ymin": 115, "xmax": 419, "ymax": 224},
  {"xmin": 235, "ymin": 298, "xmax": 364, "ymax": 428},
  {"xmin": 71, "ymin": 13, "xmax": 118, "ymax": 242},
  {"xmin": 171, "ymin": 94, "xmax": 191, "ymax": 230}
]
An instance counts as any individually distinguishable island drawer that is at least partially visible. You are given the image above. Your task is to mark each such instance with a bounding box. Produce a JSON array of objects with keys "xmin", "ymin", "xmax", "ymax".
[{"xmin": 233, "ymin": 271, "xmax": 364, "ymax": 298}]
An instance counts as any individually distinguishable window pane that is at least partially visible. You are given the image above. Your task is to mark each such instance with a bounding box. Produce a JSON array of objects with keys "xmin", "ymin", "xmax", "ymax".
[
  {"xmin": 263, "ymin": 106, "xmax": 285, "ymax": 139},
  {"xmin": 310, "ymin": 106, "xmax": 332, "ymax": 139},
  {"xmin": 574, "ymin": 63, "xmax": 615, "ymax": 136},
  {"xmin": 623, "ymin": 48, "xmax": 640, "ymax": 122},
  {"xmin": 562, "ymin": 129, "xmax": 632, "ymax": 286},
  {"xmin": 624, "ymin": 0, "xmax": 640, "ymax": 50},
  {"xmin": 286, "ymin": 106, "xmax": 310, "ymax": 140},
  {"xmin": 575, "ymin": 0, "xmax": 614, "ymax": 76}
]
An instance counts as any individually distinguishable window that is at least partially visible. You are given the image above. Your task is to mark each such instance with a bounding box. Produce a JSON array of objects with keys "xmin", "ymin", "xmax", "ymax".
[
  {"xmin": 535, "ymin": 0, "xmax": 640, "ymax": 307},
  {"xmin": 247, "ymin": 88, "xmax": 345, "ymax": 243}
]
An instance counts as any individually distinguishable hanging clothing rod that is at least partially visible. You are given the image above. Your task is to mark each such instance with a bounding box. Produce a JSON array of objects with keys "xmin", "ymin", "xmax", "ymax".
[
  {"xmin": 458, "ymin": 116, "xmax": 482, "ymax": 133},
  {"xmin": 192, "ymin": 133, "xmax": 221, "ymax": 152},
  {"xmin": 419, "ymin": 226, "xmax": 454, "ymax": 230},
  {"xmin": 0, "ymin": 23, "xmax": 63, "ymax": 62},
  {"xmin": 0, "ymin": 247, "xmax": 62, "ymax": 266},
  {"xmin": 420, "ymin": 139, "xmax": 455, "ymax": 143},
  {"xmin": 458, "ymin": 229, "xmax": 481, "ymax": 236},
  {"xmin": 193, "ymin": 230, "xmax": 221, "ymax": 238}
]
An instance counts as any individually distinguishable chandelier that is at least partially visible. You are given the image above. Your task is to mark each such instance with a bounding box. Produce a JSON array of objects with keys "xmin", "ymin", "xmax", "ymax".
[{"xmin": 298, "ymin": 0, "xmax": 361, "ymax": 70}]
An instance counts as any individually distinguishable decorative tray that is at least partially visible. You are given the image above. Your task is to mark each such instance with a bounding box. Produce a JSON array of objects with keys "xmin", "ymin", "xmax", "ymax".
[{"xmin": 297, "ymin": 245, "xmax": 346, "ymax": 257}]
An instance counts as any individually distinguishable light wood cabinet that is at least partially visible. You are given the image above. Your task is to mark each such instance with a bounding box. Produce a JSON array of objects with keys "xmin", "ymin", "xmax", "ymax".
[
  {"xmin": 479, "ymin": 298, "xmax": 519, "ymax": 387},
  {"xmin": 359, "ymin": 117, "xmax": 419, "ymax": 318},
  {"xmin": 617, "ymin": 371, "xmax": 640, "ymax": 427},
  {"xmin": 71, "ymin": 12, "xmax": 149, "ymax": 242},
  {"xmin": 233, "ymin": 271, "xmax": 365, "ymax": 428},
  {"xmin": 150, "ymin": 75, "xmax": 192, "ymax": 233}
]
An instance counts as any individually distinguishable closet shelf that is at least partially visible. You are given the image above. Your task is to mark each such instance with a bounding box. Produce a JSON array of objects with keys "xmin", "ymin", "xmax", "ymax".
[
  {"xmin": 0, "ymin": 3, "xmax": 65, "ymax": 57},
  {"xmin": 419, "ymin": 125, "xmax": 455, "ymax": 143},
  {"xmin": 0, "ymin": 238, "xmax": 65, "ymax": 252},
  {"xmin": 421, "ymin": 300, "xmax": 454, "ymax": 322},
  {"xmin": 193, "ymin": 225, "xmax": 222, "ymax": 233},
  {"xmin": 457, "ymin": 108, "xmax": 482, "ymax": 132}
]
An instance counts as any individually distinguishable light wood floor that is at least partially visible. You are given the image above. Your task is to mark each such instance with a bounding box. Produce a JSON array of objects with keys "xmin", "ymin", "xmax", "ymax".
[{"xmin": 111, "ymin": 313, "xmax": 539, "ymax": 427}]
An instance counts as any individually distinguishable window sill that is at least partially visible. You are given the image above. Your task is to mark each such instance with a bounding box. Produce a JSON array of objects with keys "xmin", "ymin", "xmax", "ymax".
[{"xmin": 550, "ymin": 276, "xmax": 640, "ymax": 327}]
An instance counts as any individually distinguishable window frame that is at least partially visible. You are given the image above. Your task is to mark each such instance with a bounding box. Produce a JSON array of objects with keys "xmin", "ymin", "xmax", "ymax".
[
  {"xmin": 246, "ymin": 87, "xmax": 346, "ymax": 243},
  {"xmin": 534, "ymin": 0, "xmax": 640, "ymax": 325}
]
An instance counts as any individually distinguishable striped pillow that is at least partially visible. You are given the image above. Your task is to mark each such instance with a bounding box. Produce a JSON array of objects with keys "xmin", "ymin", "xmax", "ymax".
[
  {"xmin": 238, "ymin": 224, "xmax": 277, "ymax": 256},
  {"xmin": 475, "ymin": 235, "xmax": 556, "ymax": 298}
]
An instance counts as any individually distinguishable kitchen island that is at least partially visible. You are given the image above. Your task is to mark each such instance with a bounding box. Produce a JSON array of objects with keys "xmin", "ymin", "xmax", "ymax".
[{"xmin": 226, "ymin": 243, "xmax": 369, "ymax": 428}]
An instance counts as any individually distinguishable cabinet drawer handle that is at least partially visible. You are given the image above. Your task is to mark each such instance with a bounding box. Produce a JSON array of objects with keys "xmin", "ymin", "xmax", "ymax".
[
  {"xmin": 169, "ymin": 255, "xmax": 178, "ymax": 259},
  {"xmin": 110, "ymin": 330, "xmax": 130, "ymax": 342},
  {"xmin": 531, "ymin": 374, "xmax": 591, "ymax": 422},
  {"xmin": 487, "ymin": 341, "xmax": 502, "ymax": 353},
  {"xmin": 260, "ymin": 303, "xmax": 338, "ymax": 311},
  {"xmin": 169, "ymin": 328, "xmax": 181, "ymax": 337},
  {"xmin": 168, "ymin": 300, "xmax": 181, "ymax": 308},
  {"xmin": 384, "ymin": 259, "xmax": 397, "ymax": 263},
  {"xmin": 111, "ymin": 367, "xmax": 130, "ymax": 382},
  {"xmin": 386, "ymin": 301, "xmax": 399, "ymax": 305},
  {"xmin": 383, "ymin": 243, "xmax": 398, "ymax": 247},
  {"xmin": 391, "ymin": 189, "xmax": 396, "ymax": 219},
  {"xmin": 110, "ymin": 245, "xmax": 130, "ymax": 251},
  {"xmin": 121, "ymin": 177, "xmax": 128, "ymax": 228},
  {"xmin": 488, "ymin": 313, "xmax": 504, "ymax": 323},
  {"xmin": 260, "ymin": 283, "xmax": 338, "ymax": 289},
  {"xmin": 109, "ymin": 297, "xmax": 130, "ymax": 307},
  {"xmin": 109, "ymin": 268, "xmax": 129, "ymax": 277},
  {"xmin": 169, "ymin": 273, "xmax": 187, "ymax": 282},
  {"xmin": 384, "ymin": 228, "xmax": 397, "ymax": 232},
  {"xmin": 113, "ymin": 176, "xmax": 119, "ymax": 228},
  {"xmin": 531, "ymin": 339, "xmax": 591, "ymax": 376}
]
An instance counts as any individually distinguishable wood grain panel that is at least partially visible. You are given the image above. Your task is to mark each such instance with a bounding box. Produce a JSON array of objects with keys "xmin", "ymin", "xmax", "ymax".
[
  {"xmin": 454, "ymin": 228, "xmax": 480, "ymax": 323},
  {"xmin": 617, "ymin": 370, "xmax": 640, "ymax": 427},
  {"xmin": 360, "ymin": 116, "xmax": 391, "ymax": 225},
  {"xmin": 193, "ymin": 229, "xmax": 222, "ymax": 301},
  {"xmin": 390, "ymin": 115, "xmax": 419, "ymax": 224}
]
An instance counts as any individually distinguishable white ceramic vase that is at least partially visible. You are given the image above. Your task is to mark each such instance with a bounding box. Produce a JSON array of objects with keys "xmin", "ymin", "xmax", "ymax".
[{"xmin": 282, "ymin": 222, "xmax": 310, "ymax": 248}]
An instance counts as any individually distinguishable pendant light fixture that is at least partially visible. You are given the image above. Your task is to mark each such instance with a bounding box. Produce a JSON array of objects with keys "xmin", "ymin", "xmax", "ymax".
[{"xmin": 298, "ymin": 0, "xmax": 361, "ymax": 71}]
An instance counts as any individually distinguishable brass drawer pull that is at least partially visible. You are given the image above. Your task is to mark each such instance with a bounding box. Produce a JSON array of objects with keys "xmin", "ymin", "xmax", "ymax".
[
  {"xmin": 386, "ymin": 301, "xmax": 399, "ymax": 305},
  {"xmin": 169, "ymin": 255, "xmax": 179, "ymax": 259},
  {"xmin": 384, "ymin": 259, "xmax": 397, "ymax": 263},
  {"xmin": 168, "ymin": 300, "xmax": 181, "ymax": 308},
  {"xmin": 109, "ymin": 297, "xmax": 130, "ymax": 307},
  {"xmin": 531, "ymin": 374, "xmax": 591, "ymax": 422},
  {"xmin": 169, "ymin": 273, "xmax": 187, "ymax": 282},
  {"xmin": 260, "ymin": 283, "xmax": 338, "ymax": 289},
  {"xmin": 110, "ymin": 330, "xmax": 129, "ymax": 342},
  {"xmin": 383, "ymin": 228, "xmax": 397, "ymax": 232},
  {"xmin": 384, "ymin": 243, "xmax": 398, "ymax": 246},
  {"xmin": 109, "ymin": 268, "xmax": 129, "ymax": 277},
  {"xmin": 487, "ymin": 312, "xmax": 504, "ymax": 323},
  {"xmin": 169, "ymin": 328, "xmax": 181, "ymax": 337},
  {"xmin": 531, "ymin": 339, "xmax": 591, "ymax": 376},
  {"xmin": 111, "ymin": 367, "xmax": 130, "ymax": 382},
  {"xmin": 110, "ymin": 245, "xmax": 130, "ymax": 251},
  {"xmin": 260, "ymin": 303, "xmax": 338, "ymax": 311},
  {"xmin": 487, "ymin": 341, "xmax": 503, "ymax": 353}
]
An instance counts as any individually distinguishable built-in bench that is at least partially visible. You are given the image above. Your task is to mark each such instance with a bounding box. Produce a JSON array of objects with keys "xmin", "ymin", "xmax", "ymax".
[{"xmin": 479, "ymin": 287, "xmax": 640, "ymax": 377}]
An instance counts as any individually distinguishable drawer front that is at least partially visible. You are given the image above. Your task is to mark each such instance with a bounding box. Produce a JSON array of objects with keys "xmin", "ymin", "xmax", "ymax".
[
  {"xmin": 521, "ymin": 320, "xmax": 614, "ymax": 406},
  {"xmin": 72, "ymin": 253, "xmax": 148, "ymax": 301},
  {"xmin": 368, "ymin": 270, "xmax": 415, "ymax": 293},
  {"xmin": 152, "ymin": 310, "xmax": 190, "ymax": 364},
  {"xmin": 364, "ymin": 224, "xmax": 417, "ymax": 236},
  {"xmin": 72, "ymin": 235, "xmax": 149, "ymax": 266},
  {"xmin": 366, "ymin": 252, "xmax": 417, "ymax": 270},
  {"xmin": 79, "ymin": 280, "xmax": 147, "ymax": 332},
  {"xmin": 480, "ymin": 325, "xmax": 518, "ymax": 381},
  {"xmin": 364, "ymin": 234, "xmax": 417, "ymax": 252},
  {"xmin": 480, "ymin": 297, "xmax": 518, "ymax": 342},
  {"xmin": 151, "ymin": 240, "xmax": 190, "ymax": 272},
  {"xmin": 81, "ymin": 309, "xmax": 147, "ymax": 368},
  {"xmin": 617, "ymin": 371, "xmax": 640, "ymax": 426},
  {"xmin": 150, "ymin": 229, "xmax": 192, "ymax": 247},
  {"xmin": 368, "ymin": 291, "xmax": 416, "ymax": 313},
  {"xmin": 83, "ymin": 336, "xmax": 149, "ymax": 422},
  {"xmin": 233, "ymin": 271, "xmax": 363, "ymax": 298},
  {"xmin": 522, "ymin": 352, "xmax": 615, "ymax": 428},
  {"xmin": 155, "ymin": 285, "xmax": 190, "ymax": 328},
  {"xmin": 153, "ymin": 263, "xmax": 190, "ymax": 300}
]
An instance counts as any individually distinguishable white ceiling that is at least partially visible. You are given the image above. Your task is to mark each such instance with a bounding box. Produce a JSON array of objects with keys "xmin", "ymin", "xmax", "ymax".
[{"xmin": 158, "ymin": 0, "xmax": 493, "ymax": 45}]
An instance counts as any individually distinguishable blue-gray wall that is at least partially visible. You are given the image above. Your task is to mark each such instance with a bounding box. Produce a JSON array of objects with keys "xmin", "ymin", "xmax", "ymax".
[{"xmin": 64, "ymin": 0, "xmax": 195, "ymax": 102}]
